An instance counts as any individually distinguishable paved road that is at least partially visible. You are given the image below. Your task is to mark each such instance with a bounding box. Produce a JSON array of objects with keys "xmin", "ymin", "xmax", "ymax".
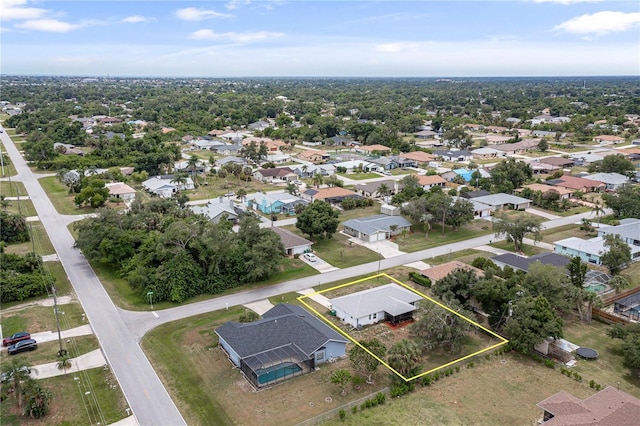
[{"xmin": 0, "ymin": 128, "xmax": 186, "ymax": 426}]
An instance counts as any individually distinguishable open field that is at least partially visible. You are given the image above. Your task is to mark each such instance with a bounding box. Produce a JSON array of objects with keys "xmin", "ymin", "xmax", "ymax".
[
  {"xmin": 337, "ymin": 172, "xmax": 381, "ymax": 180},
  {"xmin": 396, "ymin": 220, "xmax": 493, "ymax": 253},
  {"xmin": 0, "ymin": 181, "xmax": 27, "ymax": 197},
  {"xmin": 541, "ymin": 223, "xmax": 595, "ymax": 243},
  {"xmin": 291, "ymin": 229, "xmax": 380, "ymax": 268},
  {"xmin": 39, "ymin": 176, "xmax": 97, "ymax": 215},
  {"xmin": 2, "ymin": 198, "xmax": 37, "ymax": 217},
  {"xmin": 1, "ymin": 303, "xmax": 87, "ymax": 336},
  {"xmin": 1, "ymin": 142, "xmax": 18, "ymax": 177},
  {"xmin": 182, "ymin": 175, "xmax": 277, "ymax": 202}
]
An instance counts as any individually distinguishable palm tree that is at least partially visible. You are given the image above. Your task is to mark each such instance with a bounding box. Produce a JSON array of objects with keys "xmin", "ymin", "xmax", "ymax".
[
  {"xmin": 419, "ymin": 213, "xmax": 433, "ymax": 239},
  {"xmin": 592, "ymin": 200, "xmax": 604, "ymax": 227},
  {"xmin": 378, "ymin": 183, "xmax": 390, "ymax": 200},
  {"xmin": 2, "ymin": 359, "xmax": 33, "ymax": 412},
  {"xmin": 609, "ymin": 275, "xmax": 630, "ymax": 294},
  {"xmin": 186, "ymin": 155, "xmax": 200, "ymax": 188},
  {"xmin": 236, "ymin": 188, "xmax": 247, "ymax": 202},
  {"xmin": 0, "ymin": 195, "xmax": 10, "ymax": 210},
  {"xmin": 312, "ymin": 172, "xmax": 324, "ymax": 189},
  {"xmin": 57, "ymin": 354, "xmax": 72, "ymax": 374},
  {"xmin": 387, "ymin": 339, "xmax": 421, "ymax": 377},
  {"xmin": 171, "ymin": 171, "xmax": 188, "ymax": 191}
]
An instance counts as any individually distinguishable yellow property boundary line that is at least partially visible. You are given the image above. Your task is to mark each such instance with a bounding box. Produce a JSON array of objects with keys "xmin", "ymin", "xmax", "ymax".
[{"xmin": 297, "ymin": 273, "xmax": 509, "ymax": 382}]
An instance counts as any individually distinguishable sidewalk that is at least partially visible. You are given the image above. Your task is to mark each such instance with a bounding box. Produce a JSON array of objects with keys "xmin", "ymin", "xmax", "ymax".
[{"xmin": 31, "ymin": 348, "xmax": 107, "ymax": 379}]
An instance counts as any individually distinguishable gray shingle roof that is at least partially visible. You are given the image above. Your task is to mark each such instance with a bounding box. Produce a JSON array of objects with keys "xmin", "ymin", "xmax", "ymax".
[
  {"xmin": 330, "ymin": 284, "xmax": 421, "ymax": 318},
  {"xmin": 471, "ymin": 193, "xmax": 531, "ymax": 206},
  {"xmin": 491, "ymin": 252, "xmax": 570, "ymax": 272},
  {"xmin": 215, "ymin": 304, "xmax": 346, "ymax": 359},
  {"xmin": 342, "ymin": 215, "xmax": 411, "ymax": 236}
]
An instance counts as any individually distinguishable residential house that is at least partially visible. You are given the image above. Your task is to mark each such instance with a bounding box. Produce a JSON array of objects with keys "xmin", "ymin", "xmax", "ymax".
[
  {"xmin": 297, "ymin": 150, "xmax": 330, "ymax": 163},
  {"xmin": 415, "ymin": 139, "xmax": 444, "ymax": 149},
  {"xmin": 142, "ymin": 175, "xmax": 195, "ymax": 198},
  {"xmin": 329, "ymin": 136, "xmax": 354, "ymax": 146},
  {"xmin": 554, "ymin": 219, "xmax": 640, "ymax": 265},
  {"xmin": 342, "ymin": 214, "xmax": 412, "ymax": 243},
  {"xmin": 105, "ymin": 182, "xmax": 136, "ymax": 201},
  {"xmin": 330, "ymin": 284, "xmax": 422, "ymax": 328},
  {"xmin": 494, "ymin": 139, "xmax": 539, "ymax": 155},
  {"xmin": 191, "ymin": 199, "xmax": 240, "ymax": 224},
  {"xmin": 354, "ymin": 144, "xmax": 392, "ymax": 156},
  {"xmin": 530, "ymin": 162, "xmax": 560, "ymax": 175},
  {"xmin": 470, "ymin": 193, "xmax": 532, "ymax": 211},
  {"xmin": 470, "ymin": 147, "xmax": 506, "ymax": 159},
  {"xmin": 216, "ymin": 304, "xmax": 348, "ymax": 388},
  {"xmin": 253, "ymin": 167, "xmax": 297, "ymax": 183},
  {"xmin": 537, "ymin": 386, "xmax": 640, "ymax": 425},
  {"xmin": 461, "ymin": 189, "xmax": 491, "ymax": 199},
  {"xmin": 414, "ymin": 130, "xmax": 438, "ymax": 139},
  {"xmin": 532, "ymin": 130, "xmax": 559, "ymax": 138},
  {"xmin": 539, "ymin": 157, "xmax": 574, "ymax": 168},
  {"xmin": 270, "ymin": 227, "xmax": 313, "ymax": 256},
  {"xmin": 332, "ymin": 160, "xmax": 379, "ymax": 173},
  {"xmin": 516, "ymin": 183, "xmax": 575, "ymax": 200},
  {"xmin": 416, "ymin": 174, "xmax": 447, "ymax": 190},
  {"xmin": 212, "ymin": 144, "xmax": 242, "ymax": 156},
  {"xmin": 291, "ymin": 164, "xmax": 336, "ymax": 179},
  {"xmin": 452, "ymin": 196, "xmax": 492, "ymax": 218},
  {"xmin": 569, "ymin": 153, "xmax": 604, "ymax": 166},
  {"xmin": 582, "ymin": 172, "xmax": 629, "ymax": 191},
  {"xmin": 53, "ymin": 143, "xmax": 84, "ymax": 156},
  {"xmin": 247, "ymin": 120, "xmax": 270, "ymax": 131},
  {"xmin": 354, "ymin": 180, "xmax": 402, "ymax": 198},
  {"xmin": 485, "ymin": 126, "xmax": 508, "ymax": 133},
  {"xmin": 370, "ymin": 156, "xmax": 399, "ymax": 170},
  {"xmin": 221, "ymin": 131, "xmax": 250, "ymax": 142},
  {"xmin": 613, "ymin": 292, "xmax": 640, "ymax": 322},
  {"xmin": 419, "ymin": 261, "xmax": 484, "ymax": 283},
  {"xmin": 398, "ymin": 151, "xmax": 436, "ymax": 165},
  {"xmin": 192, "ymin": 138, "xmax": 225, "ymax": 150},
  {"xmin": 246, "ymin": 192, "xmax": 308, "ymax": 215},
  {"xmin": 301, "ymin": 187, "xmax": 360, "ymax": 204},
  {"xmin": 485, "ymin": 135, "xmax": 512, "ymax": 145},
  {"xmin": 491, "ymin": 252, "xmax": 571, "ymax": 273},
  {"xmin": 215, "ymin": 156, "xmax": 247, "ymax": 167},
  {"xmin": 593, "ymin": 135, "xmax": 624, "ymax": 144},
  {"xmin": 546, "ymin": 175, "xmax": 606, "ymax": 193},
  {"xmin": 433, "ymin": 150, "xmax": 472, "ymax": 162}
]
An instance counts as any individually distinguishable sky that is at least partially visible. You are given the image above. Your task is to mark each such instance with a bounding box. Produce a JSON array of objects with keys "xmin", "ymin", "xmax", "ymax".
[{"xmin": 1, "ymin": 0, "xmax": 639, "ymax": 77}]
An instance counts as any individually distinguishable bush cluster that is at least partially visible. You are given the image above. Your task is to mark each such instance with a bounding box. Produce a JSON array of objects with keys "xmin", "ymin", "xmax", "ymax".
[{"xmin": 409, "ymin": 271, "xmax": 431, "ymax": 287}]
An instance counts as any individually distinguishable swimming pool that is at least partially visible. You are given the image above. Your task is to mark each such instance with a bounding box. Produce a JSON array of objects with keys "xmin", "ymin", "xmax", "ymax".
[
  {"xmin": 256, "ymin": 362, "xmax": 302, "ymax": 385},
  {"xmin": 585, "ymin": 283, "xmax": 607, "ymax": 293}
]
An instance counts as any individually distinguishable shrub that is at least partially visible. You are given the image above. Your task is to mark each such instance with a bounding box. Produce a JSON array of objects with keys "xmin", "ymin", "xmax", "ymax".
[
  {"xmin": 352, "ymin": 406, "xmax": 358, "ymax": 414},
  {"xmin": 467, "ymin": 361, "xmax": 475, "ymax": 368},
  {"xmin": 544, "ymin": 359, "xmax": 555, "ymax": 369},
  {"xmin": 421, "ymin": 375, "xmax": 432, "ymax": 386},
  {"xmin": 471, "ymin": 257, "xmax": 487, "ymax": 269},
  {"xmin": 339, "ymin": 409, "xmax": 346, "ymax": 421},
  {"xmin": 409, "ymin": 272, "xmax": 431, "ymax": 287},
  {"xmin": 375, "ymin": 392, "xmax": 386, "ymax": 405},
  {"xmin": 390, "ymin": 382, "xmax": 415, "ymax": 398}
]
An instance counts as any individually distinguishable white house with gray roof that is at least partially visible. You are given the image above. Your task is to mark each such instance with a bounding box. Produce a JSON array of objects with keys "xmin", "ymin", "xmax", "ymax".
[
  {"xmin": 190, "ymin": 199, "xmax": 240, "ymax": 224},
  {"xmin": 330, "ymin": 283, "xmax": 422, "ymax": 328},
  {"xmin": 342, "ymin": 214, "xmax": 412, "ymax": 243},
  {"xmin": 583, "ymin": 172, "xmax": 629, "ymax": 191},
  {"xmin": 470, "ymin": 193, "xmax": 532, "ymax": 211}
]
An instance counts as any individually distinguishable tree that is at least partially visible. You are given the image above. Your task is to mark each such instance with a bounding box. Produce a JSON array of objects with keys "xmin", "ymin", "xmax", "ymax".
[
  {"xmin": 377, "ymin": 183, "xmax": 391, "ymax": 200},
  {"xmin": 0, "ymin": 211, "xmax": 30, "ymax": 243},
  {"xmin": 410, "ymin": 302, "xmax": 470, "ymax": 353},
  {"xmin": 445, "ymin": 197, "xmax": 474, "ymax": 230},
  {"xmin": 312, "ymin": 172, "xmax": 324, "ymax": 188},
  {"xmin": 22, "ymin": 380, "xmax": 52, "ymax": 419},
  {"xmin": 349, "ymin": 339, "xmax": 387, "ymax": 384},
  {"xmin": 330, "ymin": 369, "xmax": 352, "ymax": 396},
  {"xmin": 600, "ymin": 234, "xmax": 631, "ymax": 275},
  {"xmin": 603, "ymin": 185, "xmax": 640, "ymax": 219},
  {"xmin": 490, "ymin": 158, "xmax": 533, "ymax": 194},
  {"xmin": 566, "ymin": 256, "xmax": 590, "ymax": 322},
  {"xmin": 431, "ymin": 267, "xmax": 478, "ymax": 308},
  {"xmin": 472, "ymin": 276, "xmax": 518, "ymax": 328},
  {"xmin": 609, "ymin": 275, "xmax": 630, "ymax": 294},
  {"xmin": 587, "ymin": 154, "xmax": 635, "ymax": 174},
  {"xmin": 492, "ymin": 212, "xmax": 542, "ymax": 253},
  {"xmin": 591, "ymin": 201, "xmax": 605, "ymax": 227},
  {"xmin": 186, "ymin": 155, "xmax": 200, "ymax": 187},
  {"xmin": 295, "ymin": 200, "xmax": 340, "ymax": 240},
  {"xmin": 443, "ymin": 127, "xmax": 472, "ymax": 150},
  {"xmin": 537, "ymin": 138, "xmax": 549, "ymax": 152},
  {"xmin": 1, "ymin": 359, "xmax": 33, "ymax": 413},
  {"xmin": 504, "ymin": 295, "xmax": 563, "ymax": 354},
  {"xmin": 426, "ymin": 191, "xmax": 454, "ymax": 235},
  {"xmin": 607, "ymin": 324, "xmax": 640, "ymax": 377},
  {"xmin": 523, "ymin": 262, "xmax": 571, "ymax": 313},
  {"xmin": 56, "ymin": 354, "xmax": 72, "ymax": 373},
  {"xmin": 387, "ymin": 339, "xmax": 421, "ymax": 378}
]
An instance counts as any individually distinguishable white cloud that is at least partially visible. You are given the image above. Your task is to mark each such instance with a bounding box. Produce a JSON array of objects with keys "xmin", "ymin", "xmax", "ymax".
[
  {"xmin": 190, "ymin": 29, "xmax": 284, "ymax": 43},
  {"xmin": 0, "ymin": 0, "xmax": 47, "ymax": 21},
  {"xmin": 175, "ymin": 7, "xmax": 232, "ymax": 21},
  {"xmin": 121, "ymin": 15, "xmax": 155, "ymax": 24},
  {"xmin": 225, "ymin": 0, "xmax": 251, "ymax": 10},
  {"xmin": 15, "ymin": 19, "xmax": 83, "ymax": 32},
  {"xmin": 554, "ymin": 11, "xmax": 640, "ymax": 36}
]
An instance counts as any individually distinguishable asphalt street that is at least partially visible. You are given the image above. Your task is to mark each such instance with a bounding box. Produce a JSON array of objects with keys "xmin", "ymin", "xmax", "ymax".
[{"xmin": 1, "ymin": 129, "xmax": 186, "ymax": 426}]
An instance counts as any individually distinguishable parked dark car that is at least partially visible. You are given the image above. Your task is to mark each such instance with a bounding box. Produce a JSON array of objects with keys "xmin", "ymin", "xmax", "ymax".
[
  {"xmin": 0, "ymin": 366, "xmax": 31, "ymax": 383},
  {"xmin": 2, "ymin": 332, "xmax": 31, "ymax": 347},
  {"xmin": 7, "ymin": 339, "xmax": 38, "ymax": 355}
]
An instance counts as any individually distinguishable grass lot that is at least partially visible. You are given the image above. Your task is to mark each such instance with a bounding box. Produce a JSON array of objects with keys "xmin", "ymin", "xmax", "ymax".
[
  {"xmin": 0, "ymin": 146, "xmax": 18, "ymax": 178},
  {"xmin": 0, "ymin": 367, "xmax": 128, "ymax": 426},
  {"xmin": 541, "ymin": 224, "xmax": 595, "ymax": 243},
  {"xmin": 2, "ymin": 198, "xmax": 37, "ymax": 217},
  {"xmin": 395, "ymin": 221, "xmax": 493, "ymax": 253},
  {"xmin": 1, "ymin": 181, "xmax": 27, "ymax": 197},
  {"xmin": 39, "ymin": 176, "xmax": 96, "ymax": 215},
  {"xmin": 533, "ymin": 205, "xmax": 592, "ymax": 217},
  {"xmin": 620, "ymin": 261, "xmax": 640, "ymax": 289},
  {"xmin": 429, "ymin": 249, "xmax": 488, "ymax": 266},
  {"xmin": 303, "ymin": 232, "xmax": 380, "ymax": 268},
  {"xmin": 491, "ymin": 241, "xmax": 548, "ymax": 256},
  {"xmin": 336, "ymin": 205, "xmax": 380, "ymax": 222},
  {"xmin": 1, "ymin": 303, "xmax": 87, "ymax": 336},
  {"xmin": 183, "ymin": 175, "xmax": 275, "ymax": 202},
  {"xmin": 3, "ymin": 222, "xmax": 55, "ymax": 257},
  {"xmin": 337, "ymin": 172, "xmax": 381, "ymax": 180}
]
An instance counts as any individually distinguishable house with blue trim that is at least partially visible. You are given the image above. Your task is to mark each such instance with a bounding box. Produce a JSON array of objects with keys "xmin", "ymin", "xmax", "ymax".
[{"xmin": 246, "ymin": 192, "xmax": 308, "ymax": 215}]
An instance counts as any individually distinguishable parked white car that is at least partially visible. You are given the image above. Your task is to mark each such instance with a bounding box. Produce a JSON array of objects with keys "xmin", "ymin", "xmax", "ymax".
[{"xmin": 303, "ymin": 253, "xmax": 318, "ymax": 262}]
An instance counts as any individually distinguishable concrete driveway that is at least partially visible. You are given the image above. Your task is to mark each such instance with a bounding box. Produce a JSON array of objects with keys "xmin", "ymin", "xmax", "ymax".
[
  {"xmin": 300, "ymin": 255, "xmax": 339, "ymax": 273},
  {"xmin": 350, "ymin": 237, "xmax": 406, "ymax": 258}
]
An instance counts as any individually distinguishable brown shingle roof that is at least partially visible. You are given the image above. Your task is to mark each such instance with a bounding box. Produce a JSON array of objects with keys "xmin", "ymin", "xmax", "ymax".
[
  {"xmin": 399, "ymin": 151, "xmax": 436, "ymax": 162},
  {"xmin": 311, "ymin": 187, "xmax": 358, "ymax": 200},
  {"xmin": 270, "ymin": 227, "xmax": 313, "ymax": 250},
  {"xmin": 416, "ymin": 174, "xmax": 446, "ymax": 186},
  {"xmin": 420, "ymin": 261, "xmax": 484, "ymax": 282}
]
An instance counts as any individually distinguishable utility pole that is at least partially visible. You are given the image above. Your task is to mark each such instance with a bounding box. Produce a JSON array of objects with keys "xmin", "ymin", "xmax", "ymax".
[{"xmin": 53, "ymin": 285, "xmax": 67, "ymax": 357}]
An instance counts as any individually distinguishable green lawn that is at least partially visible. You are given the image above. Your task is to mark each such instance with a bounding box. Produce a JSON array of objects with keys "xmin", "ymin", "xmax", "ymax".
[
  {"xmin": 2, "ymin": 198, "xmax": 37, "ymax": 217},
  {"xmin": 0, "ymin": 144, "xmax": 18, "ymax": 177},
  {"xmin": 0, "ymin": 335, "xmax": 100, "ymax": 367},
  {"xmin": 307, "ymin": 232, "xmax": 380, "ymax": 268},
  {"xmin": 183, "ymin": 175, "xmax": 276, "ymax": 201},
  {"xmin": 1, "ymin": 303, "xmax": 87, "ymax": 336},
  {"xmin": 0, "ymin": 181, "xmax": 27, "ymax": 197},
  {"xmin": 541, "ymin": 224, "xmax": 595, "ymax": 243},
  {"xmin": 337, "ymin": 172, "xmax": 381, "ymax": 180},
  {"xmin": 39, "ymin": 176, "xmax": 97, "ymax": 215},
  {"xmin": 396, "ymin": 221, "xmax": 493, "ymax": 253},
  {"xmin": 491, "ymin": 241, "xmax": 548, "ymax": 256}
]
